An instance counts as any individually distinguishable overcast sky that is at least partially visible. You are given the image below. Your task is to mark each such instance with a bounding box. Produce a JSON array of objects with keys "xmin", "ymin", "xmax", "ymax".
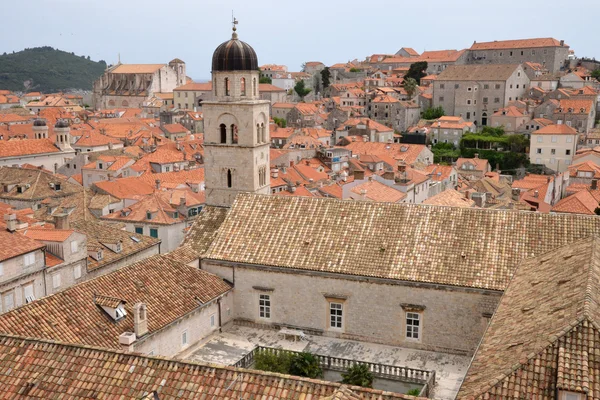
[{"xmin": 3, "ymin": 0, "xmax": 598, "ymax": 80}]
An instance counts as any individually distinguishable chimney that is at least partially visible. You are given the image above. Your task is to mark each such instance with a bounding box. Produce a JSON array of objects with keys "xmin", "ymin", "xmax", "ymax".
[
  {"xmin": 155, "ymin": 179, "xmax": 161, "ymax": 190},
  {"xmin": 353, "ymin": 169, "xmax": 365, "ymax": 180},
  {"xmin": 133, "ymin": 303, "xmax": 148, "ymax": 337},
  {"xmin": 54, "ymin": 213, "xmax": 69, "ymax": 230},
  {"xmin": 119, "ymin": 332, "xmax": 136, "ymax": 352},
  {"xmin": 383, "ymin": 170, "xmax": 395, "ymax": 180},
  {"xmin": 271, "ymin": 168, "xmax": 279, "ymax": 179},
  {"xmin": 592, "ymin": 179, "xmax": 598, "ymax": 190},
  {"xmin": 4, "ymin": 213, "xmax": 17, "ymax": 232},
  {"xmin": 560, "ymin": 40, "xmax": 565, "ymax": 46},
  {"xmin": 397, "ymin": 162, "xmax": 406, "ymax": 173},
  {"xmin": 511, "ymin": 188, "xmax": 520, "ymax": 201},
  {"xmin": 474, "ymin": 153, "xmax": 479, "ymax": 159},
  {"xmin": 534, "ymin": 190, "xmax": 539, "ymax": 198},
  {"xmin": 179, "ymin": 195, "xmax": 186, "ymax": 206},
  {"xmin": 471, "ymin": 192, "xmax": 486, "ymax": 208}
]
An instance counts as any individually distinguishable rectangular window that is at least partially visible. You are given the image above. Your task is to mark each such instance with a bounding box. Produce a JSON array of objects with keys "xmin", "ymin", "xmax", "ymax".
[
  {"xmin": 259, "ymin": 294, "xmax": 271, "ymax": 318},
  {"xmin": 3, "ymin": 291, "xmax": 14, "ymax": 312},
  {"xmin": 566, "ymin": 136, "xmax": 573, "ymax": 143},
  {"xmin": 552, "ymin": 136, "xmax": 557, "ymax": 143},
  {"xmin": 566, "ymin": 149, "xmax": 571, "ymax": 155},
  {"xmin": 536, "ymin": 148, "xmax": 542, "ymax": 154},
  {"xmin": 454, "ymin": 84, "xmax": 459, "ymax": 89},
  {"xmin": 483, "ymin": 84, "xmax": 489, "ymax": 89},
  {"xmin": 439, "ymin": 84, "xmax": 445, "ymax": 89},
  {"xmin": 52, "ymin": 273, "xmax": 61, "ymax": 289},
  {"xmin": 494, "ymin": 98, "xmax": 500, "ymax": 103},
  {"xmin": 181, "ymin": 330, "xmax": 188, "ymax": 347},
  {"xmin": 483, "ymin": 97, "xmax": 488, "ymax": 103},
  {"xmin": 406, "ymin": 312, "xmax": 421, "ymax": 340},
  {"xmin": 135, "ymin": 227, "xmax": 143, "ymax": 234},
  {"xmin": 551, "ymin": 149, "xmax": 556, "ymax": 155},
  {"xmin": 467, "ymin": 87, "xmax": 472, "ymax": 92},
  {"xmin": 150, "ymin": 228, "xmax": 158, "ymax": 238},
  {"xmin": 537, "ymin": 136, "xmax": 543, "ymax": 143},
  {"xmin": 330, "ymin": 302, "xmax": 343, "ymax": 329},
  {"xmin": 210, "ymin": 314, "xmax": 216, "ymax": 327},
  {"xmin": 495, "ymin": 84, "xmax": 501, "ymax": 89},
  {"xmin": 73, "ymin": 264, "xmax": 81, "ymax": 280},
  {"xmin": 23, "ymin": 253, "xmax": 35, "ymax": 267},
  {"xmin": 71, "ymin": 241, "xmax": 78, "ymax": 254},
  {"xmin": 23, "ymin": 283, "xmax": 35, "ymax": 303},
  {"xmin": 466, "ymin": 100, "xmax": 471, "ymax": 105},
  {"xmin": 438, "ymin": 96, "xmax": 444, "ymax": 102}
]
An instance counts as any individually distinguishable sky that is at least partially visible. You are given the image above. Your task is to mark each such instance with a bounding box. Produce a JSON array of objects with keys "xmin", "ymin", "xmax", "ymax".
[{"xmin": 2, "ymin": 0, "xmax": 599, "ymax": 81}]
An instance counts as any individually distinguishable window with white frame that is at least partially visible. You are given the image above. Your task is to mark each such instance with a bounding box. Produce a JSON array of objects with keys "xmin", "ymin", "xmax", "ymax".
[
  {"xmin": 406, "ymin": 312, "xmax": 421, "ymax": 340},
  {"xmin": 2, "ymin": 291, "xmax": 14, "ymax": 312},
  {"xmin": 71, "ymin": 241, "xmax": 78, "ymax": 254},
  {"xmin": 52, "ymin": 273, "xmax": 61, "ymax": 289},
  {"xmin": 181, "ymin": 330, "xmax": 188, "ymax": 347},
  {"xmin": 537, "ymin": 136, "xmax": 543, "ymax": 143},
  {"xmin": 566, "ymin": 136, "xmax": 573, "ymax": 143},
  {"xmin": 551, "ymin": 136, "xmax": 557, "ymax": 143},
  {"xmin": 23, "ymin": 252, "xmax": 35, "ymax": 267},
  {"xmin": 73, "ymin": 264, "xmax": 81, "ymax": 280},
  {"xmin": 259, "ymin": 294, "xmax": 271, "ymax": 319},
  {"xmin": 329, "ymin": 302, "xmax": 343, "ymax": 329},
  {"xmin": 23, "ymin": 283, "xmax": 35, "ymax": 303}
]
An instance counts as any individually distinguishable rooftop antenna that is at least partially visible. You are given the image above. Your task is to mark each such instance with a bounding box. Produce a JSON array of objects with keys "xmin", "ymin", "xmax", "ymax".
[{"xmin": 231, "ymin": 12, "xmax": 238, "ymax": 39}]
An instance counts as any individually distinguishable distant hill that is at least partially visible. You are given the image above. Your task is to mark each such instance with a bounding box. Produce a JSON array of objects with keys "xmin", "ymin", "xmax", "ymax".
[{"xmin": 0, "ymin": 47, "xmax": 107, "ymax": 93}]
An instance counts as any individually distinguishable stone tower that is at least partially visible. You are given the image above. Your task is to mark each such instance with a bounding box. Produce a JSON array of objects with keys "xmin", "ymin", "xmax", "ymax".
[
  {"xmin": 33, "ymin": 119, "xmax": 49, "ymax": 139},
  {"xmin": 203, "ymin": 24, "xmax": 270, "ymax": 207},
  {"xmin": 54, "ymin": 120, "xmax": 72, "ymax": 151}
]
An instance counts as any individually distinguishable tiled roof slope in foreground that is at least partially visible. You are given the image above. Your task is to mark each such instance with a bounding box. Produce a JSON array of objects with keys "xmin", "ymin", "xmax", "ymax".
[
  {"xmin": 0, "ymin": 335, "xmax": 413, "ymax": 399},
  {"xmin": 458, "ymin": 236, "xmax": 600, "ymax": 399},
  {"xmin": 204, "ymin": 194, "xmax": 600, "ymax": 291},
  {"xmin": 0, "ymin": 255, "xmax": 231, "ymax": 350}
]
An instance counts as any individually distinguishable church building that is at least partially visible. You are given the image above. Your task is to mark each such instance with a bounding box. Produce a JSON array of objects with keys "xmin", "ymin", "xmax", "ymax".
[{"xmin": 92, "ymin": 59, "xmax": 188, "ymax": 110}]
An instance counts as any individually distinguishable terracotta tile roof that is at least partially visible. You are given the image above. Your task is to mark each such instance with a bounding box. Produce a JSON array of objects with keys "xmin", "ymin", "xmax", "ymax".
[
  {"xmin": 0, "ymin": 114, "xmax": 29, "ymax": 123},
  {"xmin": 70, "ymin": 219, "xmax": 159, "ymax": 271},
  {"xmin": 433, "ymin": 116, "xmax": 474, "ymax": 130},
  {"xmin": 173, "ymin": 81, "xmax": 212, "ymax": 92},
  {"xmin": 259, "ymin": 83, "xmax": 286, "ymax": 92},
  {"xmin": 294, "ymin": 103, "xmax": 319, "ymax": 115},
  {"xmin": 0, "ymin": 335, "xmax": 412, "ymax": 400},
  {"xmin": 351, "ymin": 180, "xmax": 406, "ymax": 203},
  {"xmin": 401, "ymin": 47, "xmax": 419, "ymax": 56},
  {"xmin": 456, "ymin": 157, "xmax": 490, "ymax": 172},
  {"xmin": 0, "ymin": 230, "xmax": 44, "ymax": 263},
  {"xmin": 0, "ymin": 138, "xmax": 61, "ymax": 157},
  {"xmin": 272, "ymin": 102, "xmax": 296, "ymax": 109},
  {"xmin": 111, "ymin": 64, "xmax": 165, "ymax": 74},
  {"xmin": 533, "ymin": 124, "xmax": 578, "ymax": 135},
  {"xmin": 93, "ymin": 178, "xmax": 155, "ymax": 199},
  {"xmin": 569, "ymin": 161, "xmax": 600, "ymax": 179},
  {"xmin": 458, "ymin": 236, "xmax": 600, "ymax": 399},
  {"xmin": 318, "ymin": 183, "xmax": 343, "ymax": 198},
  {"xmin": 372, "ymin": 94, "xmax": 400, "ymax": 103},
  {"xmin": 423, "ymin": 164, "xmax": 455, "ymax": 181},
  {"xmin": 23, "ymin": 227, "xmax": 74, "ymax": 242},
  {"xmin": 270, "ymin": 126, "xmax": 296, "ymax": 139},
  {"xmin": 382, "ymin": 50, "xmax": 465, "ymax": 64},
  {"xmin": 137, "ymin": 168, "xmax": 205, "ymax": 187},
  {"xmin": 273, "ymin": 185, "xmax": 316, "ymax": 197},
  {"xmin": 492, "ymin": 105, "xmax": 526, "ymax": 117},
  {"xmin": 102, "ymin": 192, "xmax": 182, "ymax": 225},
  {"xmin": 437, "ymin": 64, "xmax": 521, "ymax": 81},
  {"xmin": 74, "ymin": 130, "xmax": 122, "ymax": 147},
  {"xmin": 423, "ymin": 189, "xmax": 475, "ymax": 208},
  {"xmin": 556, "ymin": 99, "xmax": 595, "ymax": 114},
  {"xmin": 206, "ymin": 194, "xmax": 600, "ymax": 291},
  {"xmin": 344, "ymin": 142, "xmax": 429, "ymax": 166},
  {"xmin": 162, "ymin": 123, "xmax": 189, "ymax": 134},
  {"xmin": 0, "ymin": 254, "xmax": 230, "ymax": 349},
  {"xmin": 551, "ymin": 190, "xmax": 600, "ymax": 215},
  {"xmin": 0, "ymin": 167, "xmax": 81, "ymax": 202},
  {"xmin": 45, "ymin": 252, "xmax": 63, "ymax": 267},
  {"xmin": 470, "ymin": 37, "xmax": 566, "ymax": 50}
]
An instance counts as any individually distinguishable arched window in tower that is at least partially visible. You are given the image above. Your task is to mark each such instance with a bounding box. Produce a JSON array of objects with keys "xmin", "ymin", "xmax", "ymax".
[
  {"xmin": 227, "ymin": 169, "xmax": 233, "ymax": 188},
  {"xmin": 253, "ymin": 78, "xmax": 257, "ymax": 96},
  {"xmin": 241, "ymin": 78, "xmax": 246, "ymax": 96},
  {"xmin": 220, "ymin": 124, "xmax": 227, "ymax": 144},
  {"xmin": 256, "ymin": 124, "xmax": 261, "ymax": 143},
  {"xmin": 231, "ymin": 124, "xmax": 238, "ymax": 144},
  {"xmin": 225, "ymin": 78, "xmax": 230, "ymax": 96},
  {"xmin": 261, "ymin": 123, "xmax": 266, "ymax": 143},
  {"xmin": 122, "ymin": 100, "xmax": 129, "ymax": 107}
]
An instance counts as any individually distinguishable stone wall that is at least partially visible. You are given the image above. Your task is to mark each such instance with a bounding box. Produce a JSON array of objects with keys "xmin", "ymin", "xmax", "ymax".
[{"xmin": 202, "ymin": 261, "xmax": 501, "ymax": 355}]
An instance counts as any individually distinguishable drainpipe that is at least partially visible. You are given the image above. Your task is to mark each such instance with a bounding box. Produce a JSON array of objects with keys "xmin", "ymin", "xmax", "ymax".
[
  {"xmin": 42, "ymin": 248, "xmax": 48, "ymax": 297},
  {"xmin": 217, "ymin": 297, "xmax": 223, "ymax": 333}
]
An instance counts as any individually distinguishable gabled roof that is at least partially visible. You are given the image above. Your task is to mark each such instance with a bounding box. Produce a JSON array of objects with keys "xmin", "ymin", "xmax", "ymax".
[
  {"xmin": 533, "ymin": 124, "xmax": 578, "ymax": 135},
  {"xmin": 173, "ymin": 81, "xmax": 213, "ymax": 91},
  {"xmin": 551, "ymin": 189, "xmax": 600, "ymax": 215},
  {"xmin": 23, "ymin": 228, "xmax": 74, "ymax": 242},
  {"xmin": 436, "ymin": 64, "xmax": 521, "ymax": 81},
  {"xmin": 350, "ymin": 180, "xmax": 406, "ymax": 203},
  {"xmin": 205, "ymin": 193, "xmax": 600, "ymax": 291},
  {"xmin": 259, "ymin": 83, "xmax": 286, "ymax": 92},
  {"xmin": 0, "ymin": 254, "xmax": 230, "ymax": 350},
  {"xmin": 458, "ymin": 236, "xmax": 600, "ymax": 399},
  {"xmin": 111, "ymin": 64, "xmax": 165, "ymax": 74},
  {"xmin": 470, "ymin": 37, "xmax": 566, "ymax": 50},
  {"xmin": 0, "ymin": 138, "xmax": 61, "ymax": 158},
  {"xmin": 0, "ymin": 335, "xmax": 411, "ymax": 399},
  {"xmin": 423, "ymin": 189, "xmax": 475, "ymax": 208},
  {"xmin": 0, "ymin": 230, "xmax": 45, "ymax": 263},
  {"xmin": 0, "ymin": 167, "xmax": 81, "ymax": 201}
]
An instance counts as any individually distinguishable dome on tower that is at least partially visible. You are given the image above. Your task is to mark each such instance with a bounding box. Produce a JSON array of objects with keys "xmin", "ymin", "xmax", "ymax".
[
  {"xmin": 55, "ymin": 120, "xmax": 69, "ymax": 128},
  {"xmin": 211, "ymin": 25, "xmax": 258, "ymax": 72},
  {"xmin": 33, "ymin": 119, "xmax": 46, "ymax": 127}
]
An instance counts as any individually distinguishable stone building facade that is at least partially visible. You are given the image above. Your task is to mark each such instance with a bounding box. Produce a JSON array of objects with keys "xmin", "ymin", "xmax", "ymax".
[
  {"xmin": 467, "ymin": 38, "xmax": 570, "ymax": 73},
  {"xmin": 92, "ymin": 59, "xmax": 187, "ymax": 110},
  {"xmin": 433, "ymin": 64, "xmax": 530, "ymax": 127}
]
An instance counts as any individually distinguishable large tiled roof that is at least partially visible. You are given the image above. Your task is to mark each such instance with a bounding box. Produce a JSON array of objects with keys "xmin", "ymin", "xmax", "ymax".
[
  {"xmin": 176, "ymin": 206, "xmax": 229, "ymax": 262},
  {"xmin": 0, "ymin": 230, "xmax": 44, "ymax": 263},
  {"xmin": 423, "ymin": 189, "xmax": 475, "ymax": 208},
  {"xmin": 0, "ymin": 138, "xmax": 61, "ymax": 158},
  {"xmin": 0, "ymin": 335, "xmax": 411, "ymax": 400},
  {"xmin": 470, "ymin": 37, "xmax": 565, "ymax": 50},
  {"xmin": 350, "ymin": 180, "xmax": 406, "ymax": 203},
  {"xmin": 0, "ymin": 254, "xmax": 231, "ymax": 349},
  {"xmin": 204, "ymin": 194, "xmax": 600, "ymax": 291},
  {"xmin": 551, "ymin": 189, "xmax": 600, "ymax": 215},
  {"xmin": 436, "ymin": 64, "xmax": 521, "ymax": 81},
  {"xmin": 458, "ymin": 236, "xmax": 600, "ymax": 399},
  {"xmin": 533, "ymin": 124, "xmax": 578, "ymax": 135},
  {"xmin": 111, "ymin": 64, "xmax": 165, "ymax": 74},
  {"xmin": 0, "ymin": 167, "xmax": 82, "ymax": 201},
  {"xmin": 70, "ymin": 220, "xmax": 160, "ymax": 271},
  {"xmin": 174, "ymin": 81, "xmax": 213, "ymax": 91}
]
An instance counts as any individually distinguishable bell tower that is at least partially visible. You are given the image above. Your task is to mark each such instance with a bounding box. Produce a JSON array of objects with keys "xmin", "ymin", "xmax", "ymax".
[{"xmin": 203, "ymin": 22, "xmax": 270, "ymax": 207}]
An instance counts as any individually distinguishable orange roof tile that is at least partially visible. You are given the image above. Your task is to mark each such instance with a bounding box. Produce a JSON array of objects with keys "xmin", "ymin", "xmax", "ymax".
[
  {"xmin": 551, "ymin": 190, "xmax": 599, "ymax": 215},
  {"xmin": 351, "ymin": 180, "xmax": 406, "ymax": 203},
  {"xmin": 470, "ymin": 38, "xmax": 565, "ymax": 50},
  {"xmin": 23, "ymin": 228, "xmax": 74, "ymax": 242},
  {"xmin": 0, "ymin": 139, "xmax": 60, "ymax": 157},
  {"xmin": 111, "ymin": 64, "xmax": 165, "ymax": 74},
  {"xmin": 0, "ymin": 230, "xmax": 45, "ymax": 263},
  {"xmin": 533, "ymin": 124, "xmax": 578, "ymax": 135}
]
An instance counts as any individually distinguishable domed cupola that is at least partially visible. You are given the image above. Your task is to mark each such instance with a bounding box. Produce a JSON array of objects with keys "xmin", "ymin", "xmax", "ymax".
[{"xmin": 211, "ymin": 23, "xmax": 258, "ymax": 72}]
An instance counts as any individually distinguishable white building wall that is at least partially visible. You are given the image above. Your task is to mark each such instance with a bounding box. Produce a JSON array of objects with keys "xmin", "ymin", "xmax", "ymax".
[{"xmin": 0, "ymin": 151, "xmax": 75, "ymax": 172}]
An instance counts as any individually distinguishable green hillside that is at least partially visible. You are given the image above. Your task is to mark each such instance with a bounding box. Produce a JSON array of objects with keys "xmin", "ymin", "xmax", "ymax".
[{"xmin": 0, "ymin": 47, "xmax": 107, "ymax": 92}]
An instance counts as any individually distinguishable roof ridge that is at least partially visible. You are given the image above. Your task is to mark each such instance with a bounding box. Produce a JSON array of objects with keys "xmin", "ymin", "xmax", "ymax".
[{"xmin": 583, "ymin": 236, "xmax": 600, "ymax": 319}]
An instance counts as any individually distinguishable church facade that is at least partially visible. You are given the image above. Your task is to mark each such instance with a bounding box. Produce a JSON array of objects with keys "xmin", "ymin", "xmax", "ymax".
[{"xmin": 92, "ymin": 59, "xmax": 187, "ymax": 110}]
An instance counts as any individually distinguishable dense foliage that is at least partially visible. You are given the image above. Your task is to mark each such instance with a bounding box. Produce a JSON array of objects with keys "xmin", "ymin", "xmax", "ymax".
[
  {"xmin": 404, "ymin": 61, "xmax": 428, "ymax": 84},
  {"xmin": 254, "ymin": 350, "xmax": 323, "ymax": 379},
  {"xmin": 431, "ymin": 143, "xmax": 461, "ymax": 164},
  {"xmin": 403, "ymin": 77, "xmax": 418, "ymax": 98},
  {"xmin": 592, "ymin": 69, "xmax": 600, "ymax": 82},
  {"xmin": 0, "ymin": 47, "xmax": 106, "ymax": 92},
  {"xmin": 321, "ymin": 67, "xmax": 331, "ymax": 89},
  {"xmin": 273, "ymin": 117, "xmax": 287, "ymax": 128},
  {"xmin": 422, "ymin": 106, "xmax": 445, "ymax": 120},
  {"xmin": 259, "ymin": 76, "xmax": 272, "ymax": 84},
  {"xmin": 294, "ymin": 80, "xmax": 311, "ymax": 100},
  {"xmin": 341, "ymin": 363, "xmax": 374, "ymax": 388}
]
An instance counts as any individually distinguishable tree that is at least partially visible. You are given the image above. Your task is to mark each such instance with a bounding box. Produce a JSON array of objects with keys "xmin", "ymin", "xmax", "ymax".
[
  {"xmin": 404, "ymin": 61, "xmax": 428, "ymax": 84},
  {"xmin": 254, "ymin": 351, "xmax": 292, "ymax": 374},
  {"xmin": 592, "ymin": 69, "xmax": 600, "ymax": 82},
  {"xmin": 259, "ymin": 76, "xmax": 272, "ymax": 84},
  {"xmin": 341, "ymin": 364, "xmax": 374, "ymax": 388},
  {"xmin": 321, "ymin": 67, "xmax": 331, "ymax": 89},
  {"xmin": 301, "ymin": 62, "xmax": 307, "ymax": 72},
  {"xmin": 422, "ymin": 106, "xmax": 445, "ymax": 120},
  {"xmin": 506, "ymin": 134, "xmax": 528, "ymax": 153},
  {"xmin": 289, "ymin": 352, "xmax": 323, "ymax": 379},
  {"xmin": 273, "ymin": 117, "xmax": 287, "ymax": 128},
  {"xmin": 407, "ymin": 389, "xmax": 421, "ymax": 396},
  {"xmin": 313, "ymin": 75, "xmax": 321, "ymax": 94},
  {"xmin": 349, "ymin": 67, "xmax": 361, "ymax": 73},
  {"xmin": 403, "ymin": 77, "xmax": 418, "ymax": 99},
  {"xmin": 294, "ymin": 80, "xmax": 311, "ymax": 100}
]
